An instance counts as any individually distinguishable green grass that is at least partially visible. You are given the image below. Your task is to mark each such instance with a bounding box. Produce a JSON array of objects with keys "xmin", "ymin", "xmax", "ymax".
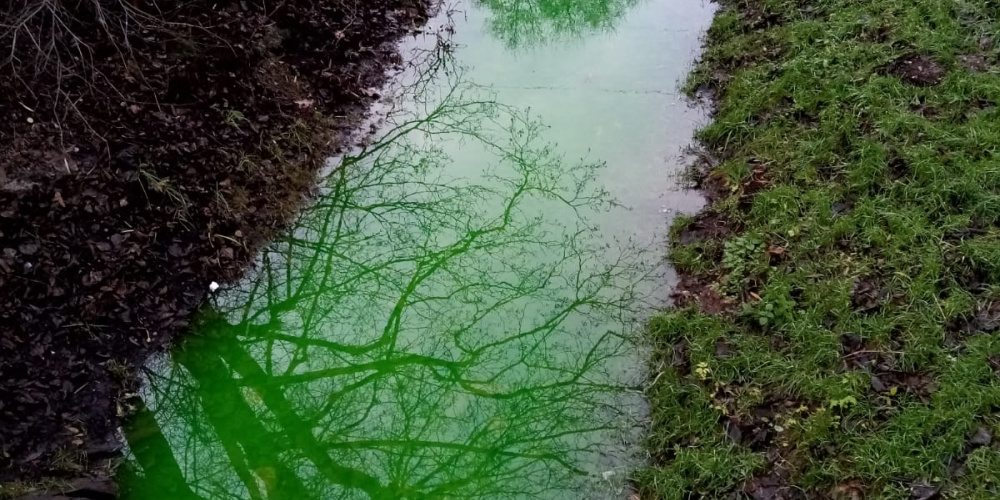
[{"xmin": 638, "ymin": 0, "xmax": 1000, "ymax": 498}]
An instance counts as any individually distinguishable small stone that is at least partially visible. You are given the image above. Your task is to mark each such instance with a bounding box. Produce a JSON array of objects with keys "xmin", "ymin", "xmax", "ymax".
[
  {"xmin": 970, "ymin": 427, "xmax": 992, "ymax": 446},
  {"xmin": 18, "ymin": 242, "xmax": 39, "ymax": 255},
  {"xmin": 910, "ymin": 483, "xmax": 939, "ymax": 500},
  {"xmin": 870, "ymin": 374, "xmax": 887, "ymax": 392},
  {"xmin": 958, "ymin": 54, "xmax": 990, "ymax": 73},
  {"xmin": 725, "ymin": 420, "xmax": 743, "ymax": 444},
  {"xmin": 714, "ymin": 338, "xmax": 735, "ymax": 358}
]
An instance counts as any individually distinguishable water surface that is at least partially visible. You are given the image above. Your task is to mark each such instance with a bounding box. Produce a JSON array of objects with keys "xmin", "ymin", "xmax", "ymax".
[{"xmin": 120, "ymin": 1, "xmax": 713, "ymax": 498}]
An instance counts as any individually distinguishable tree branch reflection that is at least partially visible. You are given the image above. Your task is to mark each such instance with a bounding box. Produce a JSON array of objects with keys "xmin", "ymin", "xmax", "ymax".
[
  {"xmin": 474, "ymin": 0, "xmax": 642, "ymax": 48},
  {"xmin": 121, "ymin": 41, "xmax": 646, "ymax": 500}
]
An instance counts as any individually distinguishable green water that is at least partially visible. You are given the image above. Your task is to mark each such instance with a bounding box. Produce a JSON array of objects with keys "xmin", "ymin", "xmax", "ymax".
[{"xmin": 120, "ymin": 1, "xmax": 713, "ymax": 498}]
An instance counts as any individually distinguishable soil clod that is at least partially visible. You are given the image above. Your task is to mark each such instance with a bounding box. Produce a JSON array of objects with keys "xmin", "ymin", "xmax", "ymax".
[
  {"xmin": 851, "ymin": 278, "xmax": 889, "ymax": 314},
  {"xmin": 889, "ymin": 55, "xmax": 946, "ymax": 86}
]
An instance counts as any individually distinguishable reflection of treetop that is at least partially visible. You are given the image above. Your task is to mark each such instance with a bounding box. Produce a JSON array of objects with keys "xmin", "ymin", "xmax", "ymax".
[
  {"xmin": 475, "ymin": 0, "xmax": 642, "ymax": 48},
  {"xmin": 123, "ymin": 57, "xmax": 644, "ymax": 500}
]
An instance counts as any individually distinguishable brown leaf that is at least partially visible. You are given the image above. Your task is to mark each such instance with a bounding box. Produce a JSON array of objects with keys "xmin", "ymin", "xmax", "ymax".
[{"xmin": 833, "ymin": 479, "xmax": 866, "ymax": 500}]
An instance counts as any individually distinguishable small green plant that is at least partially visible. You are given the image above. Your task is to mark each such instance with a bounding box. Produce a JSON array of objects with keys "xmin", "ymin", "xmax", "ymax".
[
  {"xmin": 721, "ymin": 233, "xmax": 764, "ymax": 292},
  {"xmin": 223, "ymin": 109, "xmax": 247, "ymax": 128},
  {"xmin": 105, "ymin": 359, "xmax": 132, "ymax": 380},
  {"xmin": 828, "ymin": 395, "xmax": 857, "ymax": 411},
  {"xmin": 0, "ymin": 478, "xmax": 73, "ymax": 500},
  {"xmin": 138, "ymin": 165, "xmax": 192, "ymax": 223},
  {"xmin": 748, "ymin": 280, "xmax": 796, "ymax": 327}
]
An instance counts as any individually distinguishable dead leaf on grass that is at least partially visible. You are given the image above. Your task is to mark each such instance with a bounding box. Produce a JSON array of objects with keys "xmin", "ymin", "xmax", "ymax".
[{"xmin": 832, "ymin": 479, "xmax": 866, "ymax": 500}]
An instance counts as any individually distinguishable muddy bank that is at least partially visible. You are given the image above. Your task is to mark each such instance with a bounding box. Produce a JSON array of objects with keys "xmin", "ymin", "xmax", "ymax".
[{"xmin": 0, "ymin": 0, "xmax": 433, "ymax": 490}]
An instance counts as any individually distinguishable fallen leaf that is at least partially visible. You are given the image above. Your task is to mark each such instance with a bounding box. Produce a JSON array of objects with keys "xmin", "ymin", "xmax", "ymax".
[{"xmin": 832, "ymin": 478, "xmax": 866, "ymax": 500}]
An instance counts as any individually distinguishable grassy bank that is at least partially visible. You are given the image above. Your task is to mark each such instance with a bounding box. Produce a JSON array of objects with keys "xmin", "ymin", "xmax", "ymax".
[{"xmin": 638, "ymin": 0, "xmax": 1000, "ymax": 498}]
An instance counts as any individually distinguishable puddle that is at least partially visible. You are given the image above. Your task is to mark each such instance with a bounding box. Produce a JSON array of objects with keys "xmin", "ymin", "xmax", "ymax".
[{"xmin": 119, "ymin": 0, "xmax": 714, "ymax": 498}]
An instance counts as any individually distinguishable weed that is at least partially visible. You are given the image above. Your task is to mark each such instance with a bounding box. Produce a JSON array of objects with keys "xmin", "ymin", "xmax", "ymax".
[
  {"xmin": 0, "ymin": 478, "xmax": 72, "ymax": 500},
  {"xmin": 138, "ymin": 165, "xmax": 192, "ymax": 223},
  {"xmin": 105, "ymin": 359, "xmax": 132, "ymax": 380},
  {"xmin": 223, "ymin": 109, "xmax": 248, "ymax": 128},
  {"xmin": 721, "ymin": 233, "xmax": 763, "ymax": 292},
  {"xmin": 48, "ymin": 448, "xmax": 85, "ymax": 473},
  {"xmin": 746, "ymin": 279, "xmax": 795, "ymax": 327}
]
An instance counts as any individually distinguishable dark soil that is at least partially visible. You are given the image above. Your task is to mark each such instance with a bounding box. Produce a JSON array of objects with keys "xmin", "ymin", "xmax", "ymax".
[
  {"xmin": 676, "ymin": 211, "xmax": 734, "ymax": 245},
  {"xmin": 888, "ymin": 54, "xmax": 946, "ymax": 86},
  {"xmin": 957, "ymin": 54, "xmax": 991, "ymax": 73},
  {"xmin": 670, "ymin": 273, "xmax": 736, "ymax": 316},
  {"xmin": 869, "ymin": 370, "xmax": 936, "ymax": 401},
  {"xmin": 909, "ymin": 483, "xmax": 941, "ymax": 500},
  {"xmin": 669, "ymin": 211, "xmax": 738, "ymax": 317},
  {"xmin": 850, "ymin": 277, "xmax": 890, "ymax": 314},
  {"xmin": 960, "ymin": 300, "xmax": 1000, "ymax": 334},
  {"xmin": 719, "ymin": 397, "xmax": 799, "ymax": 452},
  {"xmin": 840, "ymin": 334, "xmax": 890, "ymax": 371},
  {"xmin": 0, "ymin": 0, "xmax": 433, "ymax": 488}
]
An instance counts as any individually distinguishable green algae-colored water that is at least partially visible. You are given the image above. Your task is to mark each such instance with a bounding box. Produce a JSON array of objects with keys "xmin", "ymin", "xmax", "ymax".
[{"xmin": 119, "ymin": 1, "xmax": 713, "ymax": 498}]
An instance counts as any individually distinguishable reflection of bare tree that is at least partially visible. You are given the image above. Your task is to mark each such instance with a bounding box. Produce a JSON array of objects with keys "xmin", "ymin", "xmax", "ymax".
[
  {"xmin": 474, "ymin": 0, "xmax": 642, "ymax": 48},
  {"xmin": 121, "ymin": 50, "xmax": 645, "ymax": 500}
]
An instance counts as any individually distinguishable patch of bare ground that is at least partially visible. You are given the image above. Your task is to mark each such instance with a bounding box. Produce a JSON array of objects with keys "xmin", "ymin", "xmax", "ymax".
[
  {"xmin": 0, "ymin": 0, "xmax": 434, "ymax": 489},
  {"xmin": 888, "ymin": 55, "xmax": 947, "ymax": 86}
]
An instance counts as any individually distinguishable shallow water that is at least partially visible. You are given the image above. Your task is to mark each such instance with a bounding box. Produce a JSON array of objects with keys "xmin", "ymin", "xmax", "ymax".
[{"xmin": 119, "ymin": 1, "xmax": 713, "ymax": 498}]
